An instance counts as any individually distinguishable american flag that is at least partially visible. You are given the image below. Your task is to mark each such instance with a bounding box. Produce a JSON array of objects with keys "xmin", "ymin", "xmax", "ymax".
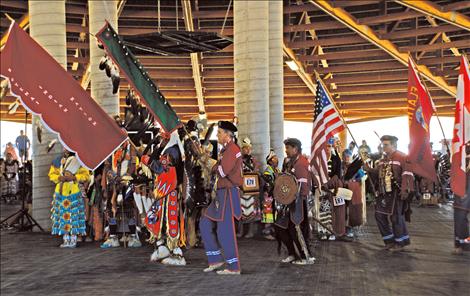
[{"xmin": 310, "ymin": 78, "xmax": 345, "ymax": 185}]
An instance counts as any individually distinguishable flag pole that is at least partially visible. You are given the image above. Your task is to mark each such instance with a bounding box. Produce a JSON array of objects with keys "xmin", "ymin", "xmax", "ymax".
[
  {"xmin": 373, "ymin": 130, "xmax": 381, "ymax": 141},
  {"xmin": 410, "ymin": 56, "xmax": 452, "ymax": 155}
]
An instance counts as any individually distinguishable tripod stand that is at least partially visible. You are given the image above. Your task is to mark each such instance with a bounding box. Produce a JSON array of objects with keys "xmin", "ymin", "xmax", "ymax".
[{"xmin": 0, "ymin": 111, "xmax": 44, "ymax": 232}]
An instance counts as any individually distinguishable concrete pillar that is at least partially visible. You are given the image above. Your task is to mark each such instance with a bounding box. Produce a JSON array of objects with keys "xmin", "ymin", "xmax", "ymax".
[
  {"xmin": 234, "ymin": 0, "xmax": 270, "ymax": 168},
  {"xmin": 29, "ymin": 0, "xmax": 66, "ymax": 230},
  {"xmin": 88, "ymin": 0, "xmax": 119, "ymax": 115},
  {"xmin": 269, "ymin": 1, "xmax": 284, "ymax": 164}
]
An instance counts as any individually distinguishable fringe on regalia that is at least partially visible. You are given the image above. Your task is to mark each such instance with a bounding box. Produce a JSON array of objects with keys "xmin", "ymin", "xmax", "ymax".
[{"xmin": 51, "ymin": 191, "xmax": 87, "ymax": 236}]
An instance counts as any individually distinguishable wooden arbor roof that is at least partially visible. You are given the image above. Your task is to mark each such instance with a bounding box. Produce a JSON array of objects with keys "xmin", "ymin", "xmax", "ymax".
[{"xmin": 1, "ymin": 0, "xmax": 469, "ymax": 124}]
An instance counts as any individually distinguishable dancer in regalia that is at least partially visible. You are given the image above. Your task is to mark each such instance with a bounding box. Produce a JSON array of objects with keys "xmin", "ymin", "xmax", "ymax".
[
  {"xmin": 262, "ymin": 149, "xmax": 280, "ymax": 240},
  {"xmin": 101, "ymin": 141, "xmax": 142, "ymax": 248},
  {"xmin": 275, "ymin": 138, "xmax": 314, "ymax": 265},
  {"xmin": 365, "ymin": 135, "xmax": 414, "ymax": 252},
  {"xmin": 146, "ymin": 131, "xmax": 187, "ymax": 266},
  {"xmin": 49, "ymin": 149, "xmax": 89, "ymax": 248},
  {"xmin": 238, "ymin": 137, "xmax": 262, "ymax": 238},
  {"xmin": 200, "ymin": 121, "xmax": 243, "ymax": 275}
]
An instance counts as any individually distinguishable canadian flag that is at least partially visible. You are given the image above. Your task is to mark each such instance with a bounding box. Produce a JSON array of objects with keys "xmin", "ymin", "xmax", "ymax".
[{"xmin": 450, "ymin": 56, "xmax": 470, "ymax": 198}]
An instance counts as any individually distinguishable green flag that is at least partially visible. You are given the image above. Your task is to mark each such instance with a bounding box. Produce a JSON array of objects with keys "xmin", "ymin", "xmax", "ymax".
[{"xmin": 96, "ymin": 22, "xmax": 181, "ymax": 133}]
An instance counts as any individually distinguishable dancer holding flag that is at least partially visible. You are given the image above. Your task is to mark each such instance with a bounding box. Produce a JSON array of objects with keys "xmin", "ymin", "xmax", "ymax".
[
  {"xmin": 309, "ymin": 76, "xmax": 356, "ymax": 243},
  {"xmin": 363, "ymin": 58, "xmax": 428, "ymax": 252}
]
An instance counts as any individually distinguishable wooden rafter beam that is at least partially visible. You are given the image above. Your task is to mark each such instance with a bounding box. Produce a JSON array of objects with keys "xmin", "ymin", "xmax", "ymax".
[
  {"xmin": 70, "ymin": 12, "xmax": 89, "ymax": 73},
  {"xmin": 417, "ymin": 16, "xmax": 461, "ymax": 60},
  {"xmin": 181, "ymin": 0, "xmax": 205, "ymax": 114},
  {"xmin": 288, "ymin": 1, "xmax": 336, "ymax": 93},
  {"xmin": 0, "ymin": 0, "xmax": 27, "ymax": 10},
  {"xmin": 108, "ymin": 56, "xmax": 191, "ymax": 66},
  {"xmin": 299, "ymin": 49, "xmax": 385, "ymax": 62},
  {"xmin": 287, "ymin": 8, "xmax": 421, "ymax": 28},
  {"xmin": 117, "ymin": 7, "xmax": 231, "ymax": 20},
  {"xmin": 119, "ymin": 9, "xmax": 181, "ymax": 19},
  {"xmin": 336, "ymin": 91, "xmax": 450, "ymax": 101},
  {"xmin": 385, "ymin": 7, "xmax": 410, "ymax": 34},
  {"xmin": 287, "ymin": 26, "xmax": 461, "ymax": 41},
  {"xmin": 333, "ymin": 83, "xmax": 445, "ymax": 95},
  {"xmin": 282, "ymin": 45, "xmax": 316, "ymax": 95},
  {"xmin": 399, "ymin": 39, "xmax": 468, "ymax": 53},
  {"xmin": 417, "ymin": 30, "xmax": 445, "ymax": 59},
  {"xmin": 71, "ymin": 68, "xmax": 459, "ymax": 86},
  {"xmin": 287, "ymin": 34, "xmax": 366, "ymax": 48},
  {"xmin": 67, "ymin": 55, "xmax": 89, "ymax": 64},
  {"xmin": 394, "ymin": 0, "xmax": 470, "ymax": 31},
  {"xmin": 311, "ymin": 61, "xmax": 403, "ymax": 74},
  {"xmin": 381, "ymin": 24, "xmax": 462, "ymax": 40},
  {"xmin": 285, "ymin": 21, "xmax": 462, "ymax": 36},
  {"xmin": 0, "ymin": 3, "xmax": 91, "ymax": 16},
  {"xmin": 284, "ymin": 20, "xmax": 345, "ymax": 33},
  {"xmin": 283, "ymin": 1, "xmax": 378, "ymax": 14},
  {"xmin": 1, "ymin": 14, "xmax": 29, "ymax": 49},
  {"xmin": 309, "ymin": 0, "xmax": 456, "ymax": 97},
  {"xmin": 297, "ymin": 1, "xmax": 336, "ymax": 91},
  {"xmin": 313, "ymin": 63, "xmax": 460, "ymax": 77},
  {"xmin": 441, "ymin": 2, "xmax": 470, "ymax": 12},
  {"xmin": 117, "ymin": 0, "xmax": 127, "ymax": 16},
  {"xmin": 298, "ymin": 50, "xmax": 462, "ymax": 64},
  {"xmin": 327, "ymin": 71, "xmax": 457, "ymax": 85},
  {"xmin": 64, "ymin": 23, "xmax": 235, "ymax": 36},
  {"xmin": 357, "ymin": 10, "xmax": 421, "ymax": 25},
  {"xmin": 289, "ymin": 8, "xmax": 307, "ymax": 43}
]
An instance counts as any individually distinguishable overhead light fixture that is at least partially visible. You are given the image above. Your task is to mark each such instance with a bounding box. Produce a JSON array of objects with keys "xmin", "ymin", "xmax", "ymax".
[{"xmin": 285, "ymin": 60, "xmax": 299, "ymax": 71}]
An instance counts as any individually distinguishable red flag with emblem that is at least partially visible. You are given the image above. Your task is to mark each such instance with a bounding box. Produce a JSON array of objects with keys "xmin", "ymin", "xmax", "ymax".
[
  {"xmin": 407, "ymin": 56, "xmax": 438, "ymax": 182},
  {"xmin": 450, "ymin": 56, "xmax": 470, "ymax": 197},
  {"xmin": 0, "ymin": 22, "xmax": 127, "ymax": 170}
]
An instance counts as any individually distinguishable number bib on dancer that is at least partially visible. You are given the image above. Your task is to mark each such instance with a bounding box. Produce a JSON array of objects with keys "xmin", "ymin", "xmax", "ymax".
[
  {"xmin": 333, "ymin": 196, "xmax": 345, "ymax": 206},
  {"xmin": 242, "ymin": 174, "xmax": 259, "ymax": 193},
  {"xmin": 333, "ymin": 188, "xmax": 352, "ymax": 207}
]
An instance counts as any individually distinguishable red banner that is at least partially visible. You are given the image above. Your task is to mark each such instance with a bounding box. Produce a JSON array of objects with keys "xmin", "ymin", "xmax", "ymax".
[
  {"xmin": 407, "ymin": 57, "xmax": 437, "ymax": 182},
  {"xmin": 0, "ymin": 22, "xmax": 127, "ymax": 170},
  {"xmin": 451, "ymin": 56, "xmax": 470, "ymax": 197}
]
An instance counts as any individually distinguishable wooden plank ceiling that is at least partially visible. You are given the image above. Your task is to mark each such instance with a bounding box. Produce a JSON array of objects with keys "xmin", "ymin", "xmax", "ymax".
[{"xmin": 1, "ymin": 0, "xmax": 469, "ymax": 124}]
